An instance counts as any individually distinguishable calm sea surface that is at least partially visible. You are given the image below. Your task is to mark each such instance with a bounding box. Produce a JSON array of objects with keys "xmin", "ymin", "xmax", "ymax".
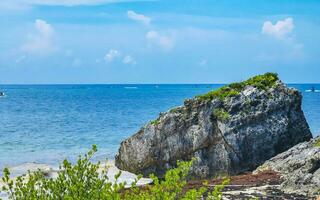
[{"xmin": 0, "ymin": 84, "xmax": 319, "ymax": 169}]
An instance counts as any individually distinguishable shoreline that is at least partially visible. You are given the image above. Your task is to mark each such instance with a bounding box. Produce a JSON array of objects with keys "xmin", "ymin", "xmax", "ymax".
[
  {"xmin": 0, "ymin": 160, "xmax": 153, "ymax": 199},
  {"xmin": 0, "ymin": 160, "xmax": 152, "ymax": 188},
  {"xmin": 0, "ymin": 161, "xmax": 315, "ymax": 200}
]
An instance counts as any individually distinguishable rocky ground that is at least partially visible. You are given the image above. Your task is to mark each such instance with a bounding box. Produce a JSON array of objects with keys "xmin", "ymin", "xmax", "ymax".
[
  {"xmin": 1, "ymin": 163, "xmax": 317, "ymax": 200},
  {"xmin": 255, "ymin": 136, "xmax": 320, "ymax": 198},
  {"xmin": 1, "ymin": 139, "xmax": 319, "ymax": 200},
  {"xmin": 185, "ymin": 136, "xmax": 320, "ymax": 199},
  {"xmin": 186, "ymin": 170, "xmax": 314, "ymax": 199}
]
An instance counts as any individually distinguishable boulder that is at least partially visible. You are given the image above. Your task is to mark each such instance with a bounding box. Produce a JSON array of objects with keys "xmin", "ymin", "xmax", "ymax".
[
  {"xmin": 115, "ymin": 73, "xmax": 312, "ymax": 178},
  {"xmin": 255, "ymin": 136, "xmax": 320, "ymax": 197}
]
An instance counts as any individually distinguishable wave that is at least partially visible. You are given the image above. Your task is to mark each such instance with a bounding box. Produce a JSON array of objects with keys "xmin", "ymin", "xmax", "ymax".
[
  {"xmin": 305, "ymin": 90, "xmax": 320, "ymax": 93},
  {"xmin": 124, "ymin": 87, "xmax": 138, "ymax": 89}
]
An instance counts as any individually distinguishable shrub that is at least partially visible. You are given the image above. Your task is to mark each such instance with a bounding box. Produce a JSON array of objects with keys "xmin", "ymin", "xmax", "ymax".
[
  {"xmin": 313, "ymin": 138, "xmax": 320, "ymax": 147},
  {"xmin": 150, "ymin": 117, "xmax": 160, "ymax": 126},
  {"xmin": 1, "ymin": 146, "xmax": 231, "ymax": 200},
  {"xmin": 207, "ymin": 178, "xmax": 230, "ymax": 200},
  {"xmin": 150, "ymin": 118, "xmax": 160, "ymax": 126},
  {"xmin": 196, "ymin": 86, "xmax": 240, "ymax": 101},
  {"xmin": 196, "ymin": 73, "xmax": 279, "ymax": 101},
  {"xmin": 213, "ymin": 108, "xmax": 230, "ymax": 122},
  {"xmin": 1, "ymin": 145, "xmax": 125, "ymax": 200}
]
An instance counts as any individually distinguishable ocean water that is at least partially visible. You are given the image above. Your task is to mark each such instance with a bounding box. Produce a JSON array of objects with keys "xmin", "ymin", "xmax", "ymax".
[{"xmin": 0, "ymin": 84, "xmax": 319, "ymax": 170}]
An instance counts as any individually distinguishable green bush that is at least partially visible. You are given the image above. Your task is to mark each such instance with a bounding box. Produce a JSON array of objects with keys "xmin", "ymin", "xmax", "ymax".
[
  {"xmin": 196, "ymin": 86, "xmax": 240, "ymax": 101},
  {"xmin": 213, "ymin": 108, "xmax": 230, "ymax": 122},
  {"xmin": 313, "ymin": 138, "xmax": 320, "ymax": 147},
  {"xmin": 1, "ymin": 146, "xmax": 230, "ymax": 200},
  {"xmin": 197, "ymin": 72, "xmax": 279, "ymax": 101},
  {"xmin": 150, "ymin": 118, "xmax": 160, "ymax": 126}
]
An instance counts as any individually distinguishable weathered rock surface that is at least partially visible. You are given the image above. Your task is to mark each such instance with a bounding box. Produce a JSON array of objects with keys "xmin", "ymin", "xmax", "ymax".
[
  {"xmin": 255, "ymin": 136, "xmax": 320, "ymax": 197},
  {"xmin": 115, "ymin": 74, "xmax": 312, "ymax": 179}
]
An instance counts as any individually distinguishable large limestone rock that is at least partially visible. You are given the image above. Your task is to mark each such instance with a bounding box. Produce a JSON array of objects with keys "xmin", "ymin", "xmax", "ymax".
[
  {"xmin": 115, "ymin": 73, "xmax": 312, "ymax": 178},
  {"xmin": 255, "ymin": 136, "xmax": 320, "ymax": 197}
]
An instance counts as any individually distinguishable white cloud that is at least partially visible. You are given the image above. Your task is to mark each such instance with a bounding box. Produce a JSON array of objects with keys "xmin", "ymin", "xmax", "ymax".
[
  {"xmin": 262, "ymin": 18, "xmax": 294, "ymax": 39},
  {"xmin": 122, "ymin": 55, "xmax": 136, "ymax": 65},
  {"xmin": 103, "ymin": 49, "xmax": 137, "ymax": 65},
  {"xmin": 146, "ymin": 30, "xmax": 174, "ymax": 50},
  {"xmin": 21, "ymin": 19, "xmax": 56, "ymax": 55},
  {"xmin": 104, "ymin": 49, "xmax": 121, "ymax": 62},
  {"xmin": 127, "ymin": 10, "xmax": 151, "ymax": 25},
  {"xmin": 0, "ymin": 0, "xmax": 153, "ymax": 9},
  {"xmin": 260, "ymin": 18, "xmax": 304, "ymax": 62}
]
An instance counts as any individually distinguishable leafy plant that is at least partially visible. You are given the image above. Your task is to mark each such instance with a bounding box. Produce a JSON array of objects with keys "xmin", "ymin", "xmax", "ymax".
[
  {"xmin": 196, "ymin": 85, "xmax": 240, "ymax": 101},
  {"xmin": 313, "ymin": 138, "xmax": 320, "ymax": 147},
  {"xmin": 213, "ymin": 108, "xmax": 230, "ymax": 122},
  {"xmin": 1, "ymin": 146, "xmax": 231, "ymax": 200},
  {"xmin": 207, "ymin": 178, "xmax": 230, "ymax": 200},
  {"xmin": 1, "ymin": 145, "xmax": 126, "ymax": 200},
  {"xmin": 150, "ymin": 118, "xmax": 160, "ymax": 126},
  {"xmin": 196, "ymin": 72, "xmax": 279, "ymax": 101}
]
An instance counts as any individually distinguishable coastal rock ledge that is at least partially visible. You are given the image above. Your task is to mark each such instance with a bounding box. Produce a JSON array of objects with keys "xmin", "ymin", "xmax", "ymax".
[
  {"xmin": 255, "ymin": 136, "xmax": 320, "ymax": 197},
  {"xmin": 115, "ymin": 73, "xmax": 312, "ymax": 179}
]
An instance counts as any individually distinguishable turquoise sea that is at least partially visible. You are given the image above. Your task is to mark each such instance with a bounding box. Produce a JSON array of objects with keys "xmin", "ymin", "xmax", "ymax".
[{"xmin": 0, "ymin": 84, "xmax": 319, "ymax": 169}]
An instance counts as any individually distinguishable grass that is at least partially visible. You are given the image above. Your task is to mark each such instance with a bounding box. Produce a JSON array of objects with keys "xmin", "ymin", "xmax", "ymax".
[
  {"xmin": 314, "ymin": 138, "xmax": 320, "ymax": 147},
  {"xmin": 213, "ymin": 108, "xmax": 230, "ymax": 122},
  {"xmin": 196, "ymin": 72, "xmax": 279, "ymax": 101}
]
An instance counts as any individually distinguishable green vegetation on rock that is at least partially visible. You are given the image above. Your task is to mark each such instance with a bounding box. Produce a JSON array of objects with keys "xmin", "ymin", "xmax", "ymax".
[
  {"xmin": 313, "ymin": 138, "xmax": 320, "ymax": 147},
  {"xmin": 1, "ymin": 146, "xmax": 231, "ymax": 200},
  {"xmin": 213, "ymin": 108, "xmax": 230, "ymax": 122},
  {"xmin": 197, "ymin": 73, "xmax": 279, "ymax": 101},
  {"xmin": 170, "ymin": 107, "xmax": 180, "ymax": 113},
  {"xmin": 151, "ymin": 118, "xmax": 160, "ymax": 126}
]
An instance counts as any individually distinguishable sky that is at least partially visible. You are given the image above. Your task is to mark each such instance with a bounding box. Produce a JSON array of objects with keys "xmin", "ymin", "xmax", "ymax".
[{"xmin": 0, "ymin": 0, "xmax": 320, "ymax": 84}]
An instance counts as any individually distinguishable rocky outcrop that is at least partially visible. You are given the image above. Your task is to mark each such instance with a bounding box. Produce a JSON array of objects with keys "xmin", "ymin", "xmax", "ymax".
[
  {"xmin": 255, "ymin": 136, "xmax": 320, "ymax": 197},
  {"xmin": 115, "ymin": 73, "xmax": 312, "ymax": 179},
  {"xmin": 186, "ymin": 170, "xmax": 313, "ymax": 199}
]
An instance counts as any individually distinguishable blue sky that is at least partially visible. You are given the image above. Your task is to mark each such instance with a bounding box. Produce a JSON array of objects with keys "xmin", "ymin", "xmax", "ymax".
[{"xmin": 0, "ymin": 0, "xmax": 320, "ymax": 84}]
